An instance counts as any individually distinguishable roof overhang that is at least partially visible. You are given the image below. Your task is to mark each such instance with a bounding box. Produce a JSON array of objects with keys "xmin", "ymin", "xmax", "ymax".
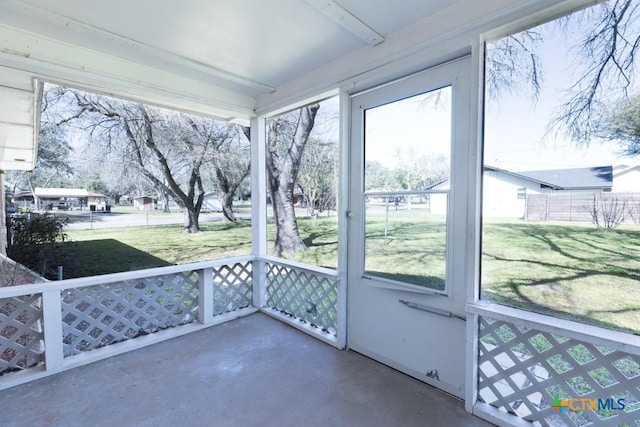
[{"xmin": 0, "ymin": 79, "xmax": 39, "ymax": 171}]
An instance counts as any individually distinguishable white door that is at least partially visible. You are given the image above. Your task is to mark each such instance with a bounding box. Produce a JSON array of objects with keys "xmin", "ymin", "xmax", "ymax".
[{"xmin": 348, "ymin": 57, "xmax": 472, "ymax": 398}]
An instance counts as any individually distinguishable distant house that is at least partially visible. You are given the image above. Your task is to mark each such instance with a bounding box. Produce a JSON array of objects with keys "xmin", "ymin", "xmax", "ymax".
[
  {"xmin": 483, "ymin": 165, "xmax": 612, "ymax": 218},
  {"xmin": 612, "ymin": 164, "xmax": 640, "ymax": 192},
  {"xmin": 13, "ymin": 191, "xmax": 35, "ymax": 209},
  {"xmin": 33, "ymin": 188, "xmax": 108, "ymax": 211},
  {"xmin": 86, "ymin": 192, "xmax": 109, "ymax": 210},
  {"xmin": 430, "ymin": 165, "xmax": 613, "ymax": 218},
  {"xmin": 133, "ymin": 196, "xmax": 156, "ymax": 211}
]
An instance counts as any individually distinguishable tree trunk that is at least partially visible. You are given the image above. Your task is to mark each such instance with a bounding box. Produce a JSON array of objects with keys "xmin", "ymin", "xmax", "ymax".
[
  {"xmin": 266, "ymin": 104, "xmax": 319, "ymax": 257},
  {"xmin": 220, "ymin": 192, "xmax": 236, "ymax": 222},
  {"xmin": 270, "ymin": 179, "xmax": 305, "ymax": 256},
  {"xmin": 183, "ymin": 206, "xmax": 200, "ymax": 233},
  {"xmin": 162, "ymin": 191, "xmax": 171, "ymax": 213}
]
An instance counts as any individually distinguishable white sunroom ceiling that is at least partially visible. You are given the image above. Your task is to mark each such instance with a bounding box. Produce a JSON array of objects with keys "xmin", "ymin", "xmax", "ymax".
[{"xmin": 0, "ymin": 0, "xmax": 458, "ymax": 111}]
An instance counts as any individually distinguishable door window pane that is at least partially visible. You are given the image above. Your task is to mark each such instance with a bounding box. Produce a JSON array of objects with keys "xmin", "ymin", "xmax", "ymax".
[{"xmin": 363, "ymin": 87, "xmax": 451, "ymax": 290}]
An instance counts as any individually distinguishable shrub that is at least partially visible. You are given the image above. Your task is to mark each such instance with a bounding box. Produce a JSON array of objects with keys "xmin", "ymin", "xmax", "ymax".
[
  {"xmin": 7, "ymin": 213, "xmax": 68, "ymax": 278},
  {"xmin": 589, "ymin": 194, "xmax": 627, "ymax": 232}
]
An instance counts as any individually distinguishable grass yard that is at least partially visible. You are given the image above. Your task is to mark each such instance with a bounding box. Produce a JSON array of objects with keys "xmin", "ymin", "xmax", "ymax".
[
  {"xmin": 64, "ymin": 220, "xmax": 253, "ymax": 277},
  {"xmin": 61, "ymin": 212, "xmax": 640, "ymax": 334},
  {"xmin": 64, "ymin": 216, "xmax": 339, "ymax": 277},
  {"xmin": 482, "ymin": 220, "xmax": 640, "ymax": 335},
  {"xmin": 364, "ymin": 209, "xmax": 446, "ymax": 290}
]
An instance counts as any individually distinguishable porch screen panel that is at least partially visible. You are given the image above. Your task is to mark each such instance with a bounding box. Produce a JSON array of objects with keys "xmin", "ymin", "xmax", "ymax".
[{"xmin": 481, "ymin": 0, "xmax": 640, "ymax": 335}]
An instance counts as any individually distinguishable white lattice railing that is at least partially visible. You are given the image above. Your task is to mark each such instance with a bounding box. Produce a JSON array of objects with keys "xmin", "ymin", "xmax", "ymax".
[
  {"xmin": 468, "ymin": 303, "xmax": 640, "ymax": 427},
  {"xmin": 61, "ymin": 260, "xmax": 253, "ymax": 356},
  {"xmin": 0, "ymin": 294, "xmax": 44, "ymax": 375},
  {"xmin": 0, "ymin": 257, "xmax": 255, "ymax": 390},
  {"xmin": 262, "ymin": 257, "xmax": 338, "ymax": 339}
]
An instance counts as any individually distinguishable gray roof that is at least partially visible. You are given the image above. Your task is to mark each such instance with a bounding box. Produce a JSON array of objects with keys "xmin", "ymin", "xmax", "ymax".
[
  {"xmin": 515, "ymin": 166, "xmax": 613, "ymax": 190},
  {"xmin": 429, "ymin": 165, "xmax": 614, "ymax": 191}
]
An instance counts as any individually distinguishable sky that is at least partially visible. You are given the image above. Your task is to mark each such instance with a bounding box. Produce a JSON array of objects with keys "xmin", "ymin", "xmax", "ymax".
[
  {"xmin": 363, "ymin": 1, "xmax": 640, "ymax": 175},
  {"xmin": 365, "ymin": 88, "xmax": 451, "ymax": 169},
  {"xmin": 484, "ymin": 4, "xmax": 640, "ymax": 172}
]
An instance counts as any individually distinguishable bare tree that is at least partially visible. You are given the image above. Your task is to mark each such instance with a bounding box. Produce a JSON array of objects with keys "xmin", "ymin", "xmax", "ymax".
[
  {"xmin": 590, "ymin": 193, "xmax": 628, "ymax": 231},
  {"xmin": 486, "ymin": 0, "xmax": 640, "ymax": 150},
  {"xmin": 485, "ymin": 30, "xmax": 544, "ymax": 100},
  {"xmin": 297, "ymin": 138, "xmax": 337, "ymax": 227},
  {"xmin": 267, "ymin": 104, "xmax": 320, "ymax": 256},
  {"xmin": 628, "ymin": 196, "xmax": 640, "ymax": 223},
  {"xmin": 553, "ymin": 0, "xmax": 640, "ymax": 144},
  {"xmin": 61, "ymin": 88, "xmax": 213, "ymax": 232},
  {"xmin": 188, "ymin": 118, "xmax": 250, "ymax": 222}
]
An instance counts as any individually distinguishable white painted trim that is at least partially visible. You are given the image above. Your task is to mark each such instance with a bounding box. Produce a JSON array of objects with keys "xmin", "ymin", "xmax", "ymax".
[
  {"xmin": 258, "ymin": 255, "xmax": 338, "ymax": 278},
  {"xmin": 256, "ymin": 0, "xmax": 596, "ymax": 116},
  {"xmin": 467, "ymin": 302, "xmax": 640, "ymax": 356},
  {"xmin": 0, "ymin": 307, "xmax": 258, "ymax": 392},
  {"xmin": 62, "ymin": 307, "xmax": 258, "ymax": 371},
  {"xmin": 362, "ymin": 275, "xmax": 447, "ymax": 296},
  {"xmin": 258, "ymin": 89, "xmax": 339, "ymax": 120},
  {"xmin": 42, "ymin": 289, "xmax": 63, "ymax": 372},
  {"xmin": 480, "ymin": 0, "xmax": 603, "ymax": 42},
  {"xmin": 198, "ymin": 267, "xmax": 214, "ymax": 326},
  {"xmin": 0, "ymin": 256, "xmax": 255, "ymax": 297},
  {"xmin": 0, "ymin": 364, "xmax": 49, "ymax": 392},
  {"xmin": 35, "ymin": 72, "xmax": 252, "ymax": 125},
  {"xmin": 250, "ymin": 116, "xmax": 267, "ymax": 256},
  {"xmin": 259, "ymin": 307, "xmax": 339, "ymax": 349},
  {"xmin": 465, "ymin": 314, "xmax": 479, "ymax": 413},
  {"xmin": 0, "ymin": 30, "xmax": 256, "ymax": 122},
  {"xmin": 336, "ymin": 89, "xmax": 350, "ymax": 350},
  {"xmin": 301, "ymin": 0, "xmax": 384, "ymax": 46},
  {"xmin": 465, "ymin": 35, "xmax": 484, "ymax": 415},
  {"xmin": 252, "ymin": 258, "xmax": 267, "ymax": 308}
]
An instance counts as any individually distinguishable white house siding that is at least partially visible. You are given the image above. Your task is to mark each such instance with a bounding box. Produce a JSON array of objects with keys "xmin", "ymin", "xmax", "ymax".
[
  {"xmin": 430, "ymin": 170, "xmax": 547, "ymax": 218},
  {"xmin": 612, "ymin": 167, "xmax": 640, "ymax": 192},
  {"xmin": 482, "ymin": 171, "xmax": 547, "ymax": 219}
]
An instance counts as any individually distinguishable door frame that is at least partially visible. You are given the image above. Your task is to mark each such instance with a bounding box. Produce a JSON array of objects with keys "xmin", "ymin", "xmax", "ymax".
[{"xmin": 344, "ymin": 56, "xmax": 474, "ymax": 398}]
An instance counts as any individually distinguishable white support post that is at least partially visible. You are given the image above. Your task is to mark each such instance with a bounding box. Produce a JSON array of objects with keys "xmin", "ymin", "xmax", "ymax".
[
  {"xmin": 42, "ymin": 289, "xmax": 64, "ymax": 372},
  {"xmin": 198, "ymin": 267, "xmax": 214, "ymax": 326},
  {"xmin": 250, "ymin": 116, "xmax": 268, "ymax": 308},
  {"xmin": 252, "ymin": 259, "xmax": 267, "ymax": 309},
  {"xmin": 336, "ymin": 89, "xmax": 350, "ymax": 350},
  {"xmin": 465, "ymin": 36, "xmax": 484, "ymax": 413}
]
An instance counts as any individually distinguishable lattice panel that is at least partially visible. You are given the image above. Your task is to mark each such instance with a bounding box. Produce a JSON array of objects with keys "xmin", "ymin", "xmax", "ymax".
[
  {"xmin": 265, "ymin": 263, "xmax": 337, "ymax": 335},
  {"xmin": 478, "ymin": 316, "xmax": 640, "ymax": 427},
  {"xmin": 0, "ymin": 294, "xmax": 44, "ymax": 375},
  {"xmin": 212, "ymin": 262, "xmax": 252, "ymax": 315},
  {"xmin": 61, "ymin": 272, "xmax": 199, "ymax": 356}
]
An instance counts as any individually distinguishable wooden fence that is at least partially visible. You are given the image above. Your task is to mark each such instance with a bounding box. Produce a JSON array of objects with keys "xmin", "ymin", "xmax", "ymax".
[{"xmin": 525, "ymin": 192, "xmax": 640, "ymax": 223}]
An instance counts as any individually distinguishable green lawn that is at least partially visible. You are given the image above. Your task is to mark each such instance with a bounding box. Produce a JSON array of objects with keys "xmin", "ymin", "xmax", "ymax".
[
  {"xmin": 64, "ymin": 216, "xmax": 339, "ymax": 277},
  {"xmin": 64, "ymin": 220, "xmax": 253, "ymax": 277},
  {"xmin": 364, "ymin": 210, "xmax": 446, "ymax": 290},
  {"xmin": 482, "ymin": 220, "xmax": 640, "ymax": 335},
  {"xmin": 62, "ymin": 214, "xmax": 640, "ymax": 334}
]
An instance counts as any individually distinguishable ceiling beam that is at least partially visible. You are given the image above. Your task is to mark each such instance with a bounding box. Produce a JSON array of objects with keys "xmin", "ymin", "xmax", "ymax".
[{"xmin": 302, "ymin": 0, "xmax": 384, "ymax": 46}]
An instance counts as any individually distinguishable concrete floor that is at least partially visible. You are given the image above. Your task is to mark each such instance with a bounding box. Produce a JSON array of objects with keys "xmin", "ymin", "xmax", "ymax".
[{"xmin": 0, "ymin": 313, "xmax": 494, "ymax": 427}]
